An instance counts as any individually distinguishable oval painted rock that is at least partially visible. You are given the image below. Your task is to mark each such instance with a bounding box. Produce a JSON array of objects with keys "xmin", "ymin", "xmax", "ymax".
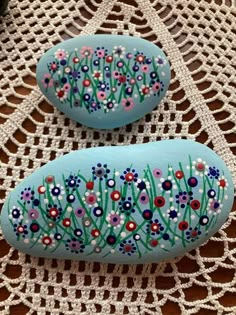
[
  {"xmin": 1, "ymin": 140, "xmax": 234, "ymax": 264},
  {"xmin": 36, "ymin": 35, "xmax": 170, "ymax": 129}
]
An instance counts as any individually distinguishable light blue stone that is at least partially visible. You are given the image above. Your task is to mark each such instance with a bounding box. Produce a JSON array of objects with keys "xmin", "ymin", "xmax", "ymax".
[
  {"xmin": 36, "ymin": 35, "xmax": 170, "ymax": 129},
  {"xmin": 1, "ymin": 140, "xmax": 234, "ymax": 264}
]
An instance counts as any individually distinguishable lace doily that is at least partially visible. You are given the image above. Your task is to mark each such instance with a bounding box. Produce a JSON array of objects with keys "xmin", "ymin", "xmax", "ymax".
[{"xmin": 0, "ymin": 0, "xmax": 235, "ymax": 314}]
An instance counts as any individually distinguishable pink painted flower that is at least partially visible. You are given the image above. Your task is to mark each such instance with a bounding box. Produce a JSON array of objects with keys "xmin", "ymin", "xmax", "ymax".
[
  {"xmin": 112, "ymin": 70, "xmax": 120, "ymax": 79},
  {"xmin": 54, "ymin": 49, "xmax": 68, "ymax": 60},
  {"xmin": 152, "ymin": 82, "xmax": 161, "ymax": 92},
  {"xmin": 141, "ymin": 65, "xmax": 149, "ymax": 73},
  {"xmin": 42, "ymin": 74, "xmax": 53, "ymax": 88},
  {"xmin": 63, "ymin": 83, "xmax": 71, "ymax": 92},
  {"xmin": 122, "ymin": 98, "xmax": 135, "ymax": 111},
  {"xmin": 96, "ymin": 49, "xmax": 105, "ymax": 58},
  {"xmin": 97, "ymin": 91, "xmax": 106, "ymax": 100},
  {"xmin": 80, "ymin": 46, "xmax": 94, "ymax": 59}
]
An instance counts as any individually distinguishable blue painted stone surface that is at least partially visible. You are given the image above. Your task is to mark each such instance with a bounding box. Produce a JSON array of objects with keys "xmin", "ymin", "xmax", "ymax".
[
  {"xmin": 1, "ymin": 140, "xmax": 234, "ymax": 264},
  {"xmin": 36, "ymin": 35, "xmax": 170, "ymax": 129}
]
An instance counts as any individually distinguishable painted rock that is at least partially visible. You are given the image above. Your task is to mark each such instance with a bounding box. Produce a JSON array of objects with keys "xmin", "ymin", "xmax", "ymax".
[
  {"xmin": 1, "ymin": 140, "xmax": 233, "ymax": 264},
  {"xmin": 36, "ymin": 35, "xmax": 170, "ymax": 129}
]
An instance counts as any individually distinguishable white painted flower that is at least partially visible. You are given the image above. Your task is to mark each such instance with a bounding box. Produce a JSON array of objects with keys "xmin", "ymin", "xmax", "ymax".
[
  {"xmin": 39, "ymin": 234, "xmax": 55, "ymax": 248},
  {"xmin": 207, "ymin": 199, "xmax": 223, "ymax": 215},
  {"xmin": 155, "ymin": 55, "xmax": 167, "ymax": 67},
  {"xmin": 92, "ymin": 70, "xmax": 103, "ymax": 80},
  {"xmin": 167, "ymin": 206, "xmax": 180, "ymax": 222},
  {"xmin": 135, "ymin": 178, "xmax": 151, "ymax": 191},
  {"xmin": 139, "ymin": 84, "xmax": 152, "ymax": 97},
  {"xmin": 55, "ymin": 88, "xmax": 67, "ymax": 101},
  {"xmin": 103, "ymin": 99, "xmax": 119, "ymax": 113},
  {"xmin": 158, "ymin": 176, "xmax": 177, "ymax": 193},
  {"xmin": 112, "ymin": 45, "xmax": 126, "ymax": 58},
  {"xmin": 50, "ymin": 184, "xmax": 65, "ymax": 200},
  {"xmin": 54, "ymin": 48, "xmax": 68, "ymax": 60},
  {"xmin": 8, "ymin": 206, "xmax": 23, "ymax": 222},
  {"xmin": 192, "ymin": 158, "xmax": 208, "ymax": 176},
  {"xmin": 217, "ymin": 176, "xmax": 228, "ymax": 190}
]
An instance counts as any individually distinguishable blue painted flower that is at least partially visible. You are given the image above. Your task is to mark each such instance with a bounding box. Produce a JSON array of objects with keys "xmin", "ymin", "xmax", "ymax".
[
  {"xmin": 119, "ymin": 240, "xmax": 136, "ymax": 256},
  {"xmin": 92, "ymin": 163, "xmax": 110, "ymax": 180},
  {"xmin": 120, "ymin": 168, "xmax": 138, "ymax": 185},
  {"xmin": 65, "ymin": 175, "xmax": 81, "ymax": 190},
  {"xmin": 88, "ymin": 100, "xmax": 101, "ymax": 112},
  {"xmin": 14, "ymin": 223, "xmax": 28, "ymax": 237},
  {"xmin": 65, "ymin": 238, "xmax": 85, "ymax": 253},
  {"xmin": 70, "ymin": 70, "xmax": 81, "ymax": 80},
  {"xmin": 208, "ymin": 166, "xmax": 220, "ymax": 180},
  {"xmin": 146, "ymin": 219, "xmax": 164, "ymax": 236},
  {"xmin": 119, "ymin": 197, "xmax": 136, "ymax": 215},
  {"xmin": 186, "ymin": 227, "xmax": 201, "ymax": 242},
  {"xmin": 175, "ymin": 191, "xmax": 193, "ymax": 208}
]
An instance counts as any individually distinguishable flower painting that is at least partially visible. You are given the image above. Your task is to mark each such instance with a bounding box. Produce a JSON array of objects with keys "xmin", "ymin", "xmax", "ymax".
[
  {"xmin": 41, "ymin": 45, "xmax": 166, "ymax": 114},
  {"xmin": 7, "ymin": 156, "xmax": 229, "ymax": 260}
]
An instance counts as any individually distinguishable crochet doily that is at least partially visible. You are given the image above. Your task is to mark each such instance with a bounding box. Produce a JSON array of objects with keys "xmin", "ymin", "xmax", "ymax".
[{"xmin": 0, "ymin": 0, "xmax": 235, "ymax": 314}]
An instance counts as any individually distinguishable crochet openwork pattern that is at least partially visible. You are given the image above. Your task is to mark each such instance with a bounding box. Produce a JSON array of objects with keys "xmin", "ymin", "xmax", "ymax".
[{"xmin": 0, "ymin": 0, "xmax": 235, "ymax": 314}]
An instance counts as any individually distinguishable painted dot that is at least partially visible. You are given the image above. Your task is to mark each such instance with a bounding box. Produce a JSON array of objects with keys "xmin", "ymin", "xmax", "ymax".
[
  {"xmin": 190, "ymin": 200, "xmax": 201, "ymax": 210},
  {"xmin": 38, "ymin": 185, "xmax": 46, "ymax": 194},
  {"xmin": 133, "ymin": 234, "xmax": 141, "ymax": 241},
  {"xmin": 150, "ymin": 239, "xmax": 158, "ymax": 247},
  {"xmin": 175, "ymin": 170, "xmax": 184, "ymax": 179},
  {"xmin": 121, "ymin": 232, "xmax": 126, "ymax": 238}
]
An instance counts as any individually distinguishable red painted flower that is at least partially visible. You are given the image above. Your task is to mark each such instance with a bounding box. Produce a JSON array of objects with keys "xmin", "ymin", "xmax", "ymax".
[
  {"xmin": 154, "ymin": 196, "xmax": 165, "ymax": 208},
  {"xmin": 190, "ymin": 200, "xmax": 200, "ymax": 210},
  {"xmin": 91, "ymin": 229, "xmax": 100, "ymax": 238},
  {"xmin": 38, "ymin": 185, "xmax": 46, "ymax": 194},
  {"xmin": 150, "ymin": 239, "xmax": 158, "ymax": 247},
  {"xmin": 83, "ymin": 79, "xmax": 91, "ymax": 87},
  {"xmin": 126, "ymin": 221, "xmax": 137, "ymax": 232},
  {"xmin": 106, "ymin": 55, "xmax": 113, "ymax": 63},
  {"xmin": 110, "ymin": 190, "xmax": 121, "ymax": 201},
  {"xmin": 62, "ymin": 218, "xmax": 71, "ymax": 227},
  {"xmin": 86, "ymin": 181, "xmax": 94, "ymax": 190},
  {"xmin": 175, "ymin": 170, "xmax": 184, "ymax": 179},
  {"xmin": 178, "ymin": 221, "xmax": 189, "ymax": 231}
]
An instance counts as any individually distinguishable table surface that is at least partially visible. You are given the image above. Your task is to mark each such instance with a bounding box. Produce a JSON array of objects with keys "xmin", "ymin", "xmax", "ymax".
[{"xmin": 0, "ymin": 1, "xmax": 236, "ymax": 314}]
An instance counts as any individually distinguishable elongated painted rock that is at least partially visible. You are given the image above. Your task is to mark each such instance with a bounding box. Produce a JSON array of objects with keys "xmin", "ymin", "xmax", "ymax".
[
  {"xmin": 1, "ymin": 140, "xmax": 233, "ymax": 264},
  {"xmin": 36, "ymin": 35, "xmax": 170, "ymax": 129}
]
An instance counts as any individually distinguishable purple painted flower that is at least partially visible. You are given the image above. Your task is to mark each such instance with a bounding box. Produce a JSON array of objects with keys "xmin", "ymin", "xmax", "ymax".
[
  {"xmin": 106, "ymin": 211, "xmax": 124, "ymax": 229},
  {"xmin": 65, "ymin": 238, "xmax": 85, "ymax": 253},
  {"xmin": 21, "ymin": 187, "xmax": 34, "ymax": 204},
  {"xmin": 75, "ymin": 207, "xmax": 85, "ymax": 218},
  {"xmin": 139, "ymin": 192, "xmax": 149, "ymax": 204}
]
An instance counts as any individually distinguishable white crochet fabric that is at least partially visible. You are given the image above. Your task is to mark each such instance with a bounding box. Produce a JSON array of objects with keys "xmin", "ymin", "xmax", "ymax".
[{"xmin": 0, "ymin": 0, "xmax": 235, "ymax": 314}]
